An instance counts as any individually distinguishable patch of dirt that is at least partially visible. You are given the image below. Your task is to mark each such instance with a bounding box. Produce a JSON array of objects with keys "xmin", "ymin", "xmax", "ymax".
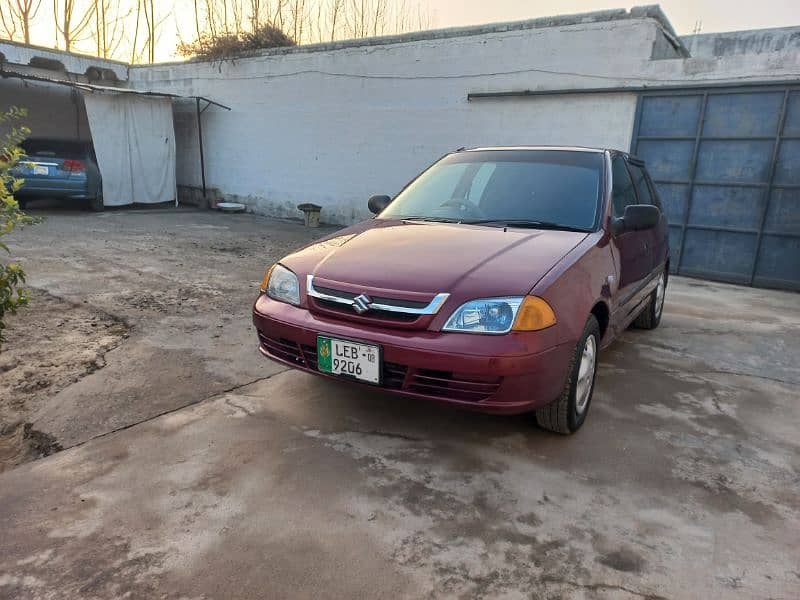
[
  {"xmin": 123, "ymin": 284, "xmax": 225, "ymax": 314},
  {"xmin": 0, "ymin": 422, "xmax": 63, "ymax": 473},
  {"xmin": 0, "ymin": 289, "xmax": 130, "ymax": 471}
]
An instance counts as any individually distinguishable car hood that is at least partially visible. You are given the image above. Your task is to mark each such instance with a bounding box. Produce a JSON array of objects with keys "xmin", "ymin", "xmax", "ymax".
[{"xmin": 283, "ymin": 219, "xmax": 587, "ymax": 298}]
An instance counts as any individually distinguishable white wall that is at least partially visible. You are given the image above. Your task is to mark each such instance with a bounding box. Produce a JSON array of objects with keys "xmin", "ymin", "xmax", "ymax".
[
  {"xmin": 130, "ymin": 17, "xmax": 658, "ymax": 223},
  {"xmin": 127, "ymin": 11, "xmax": 800, "ymax": 225},
  {"xmin": 0, "ymin": 40, "xmax": 128, "ymax": 80}
]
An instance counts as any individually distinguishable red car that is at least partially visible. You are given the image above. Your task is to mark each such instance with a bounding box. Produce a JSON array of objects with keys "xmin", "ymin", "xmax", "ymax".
[{"xmin": 253, "ymin": 147, "xmax": 668, "ymax": 433}]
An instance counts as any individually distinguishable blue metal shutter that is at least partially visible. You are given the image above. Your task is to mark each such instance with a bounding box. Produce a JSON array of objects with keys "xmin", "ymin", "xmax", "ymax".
[{"xmin": 632, "ymin": 87, "xmax": 800, "ymax": 291}]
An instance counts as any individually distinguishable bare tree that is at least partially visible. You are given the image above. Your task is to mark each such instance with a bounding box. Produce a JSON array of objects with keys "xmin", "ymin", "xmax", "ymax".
[
  {"xmin": 93, "ymin": 0, "xmax": 130, "ymax": 59},
  {"xmin": 180, "ymin": 0, "xmax": 431, "ymax": 55},
  {"xmin": 327, "ymin": 0, "xmax": 344, "ymax": 41},
  {"xmin": 129, "ymin": 0, "xmax": 163, "ymax": 63},
  {"xmin": 0, "ymin": 0, "xmax": 43, "ymax": 44},
  {"xmin": 249, "ymin": 0, "xmax": 261, "ymax": 31},
  {"xmin": 142, "ymin": 0, "xmax": 156, "ymax": 63},
  {"xmin": 53, "ymin": 0, "xmax": 96, "ymax": 52}
]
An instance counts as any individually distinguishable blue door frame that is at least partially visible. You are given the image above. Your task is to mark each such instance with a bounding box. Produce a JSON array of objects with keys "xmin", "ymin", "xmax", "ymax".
[{"xmin": 631, "ymin": 85, "xmax": 800, "ymax": 291}]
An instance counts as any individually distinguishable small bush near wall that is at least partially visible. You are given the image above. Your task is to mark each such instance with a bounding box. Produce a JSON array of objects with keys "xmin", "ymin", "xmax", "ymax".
[
  {"xmin": 0, "ymin": 106, "xmax": 35, "ymax": 347},
  {"xmin": 177, "ymin": 23, "xmax": 296, "ymax": 61}
]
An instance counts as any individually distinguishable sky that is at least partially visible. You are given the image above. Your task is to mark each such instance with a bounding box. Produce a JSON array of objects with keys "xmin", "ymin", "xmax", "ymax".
[
  {"xmin": 427, "ymin": 1, "xmax": 798, "ymax": 35},
  {"xmin": 16, "ymin": 0, "xmax": 800, "ymax": 62}
]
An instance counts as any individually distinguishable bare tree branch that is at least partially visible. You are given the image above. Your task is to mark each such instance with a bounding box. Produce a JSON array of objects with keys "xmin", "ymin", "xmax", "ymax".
[{"xmin": 0, "ymin": 0, "xmax": 43, "ymax": 44}]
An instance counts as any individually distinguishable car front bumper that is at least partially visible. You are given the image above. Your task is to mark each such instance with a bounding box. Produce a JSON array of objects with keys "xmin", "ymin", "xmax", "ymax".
[{"xmin": 252, "ymin": 294, "xmax": 573, "ymax": 415}]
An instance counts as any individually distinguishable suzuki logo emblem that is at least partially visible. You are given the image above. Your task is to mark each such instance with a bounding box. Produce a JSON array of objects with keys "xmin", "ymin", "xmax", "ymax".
[{"xmin": 352, "ymin": 294, "xmax": 372, "ymax": 314}]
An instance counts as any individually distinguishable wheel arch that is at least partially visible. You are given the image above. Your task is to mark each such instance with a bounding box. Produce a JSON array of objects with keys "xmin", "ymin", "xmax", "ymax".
[{"xmin": 590, "ymin": 300, "xmax": 610, "ymax": 342}]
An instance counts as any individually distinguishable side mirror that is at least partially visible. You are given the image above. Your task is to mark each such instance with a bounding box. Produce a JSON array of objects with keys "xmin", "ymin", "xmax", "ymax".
[
  {"xmin": 368, "ymin": 194, "xmax": 391, "ymax": 215},
  {"xmin": 611, "ymin": 204, "xmax": 660, "ymax": 235}
]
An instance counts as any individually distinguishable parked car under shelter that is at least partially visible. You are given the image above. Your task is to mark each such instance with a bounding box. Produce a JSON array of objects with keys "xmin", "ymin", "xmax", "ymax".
[{"xmin": 11, "ymin": 138, "xmax": 103, "ymax": 211}]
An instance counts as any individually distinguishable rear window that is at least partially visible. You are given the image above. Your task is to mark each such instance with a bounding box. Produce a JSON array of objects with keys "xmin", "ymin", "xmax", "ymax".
[{"xmin": 21, "ymin": 139, "xmax": 91, "ymax": 159}]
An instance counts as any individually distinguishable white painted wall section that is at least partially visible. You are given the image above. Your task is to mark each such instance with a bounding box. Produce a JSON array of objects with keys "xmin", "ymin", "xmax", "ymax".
[{"xmin": 130, "ymin": 18, "xmax": 656, "ymax": 223}]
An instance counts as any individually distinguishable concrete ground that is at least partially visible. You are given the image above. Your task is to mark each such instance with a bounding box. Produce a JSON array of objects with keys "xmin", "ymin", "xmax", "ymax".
[{"xmin": 0, "ymin": 207, "xmax": 798, "ymax": 599}]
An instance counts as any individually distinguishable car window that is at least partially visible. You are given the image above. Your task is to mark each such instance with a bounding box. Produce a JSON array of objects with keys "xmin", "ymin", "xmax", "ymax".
[
  {"xmin": 394, "ymin": 162, "xmax": 469, "ymax": 211},
  {"xmin": 467, "ymin": 163, "xmax": 496, "ymax": 203},
  {"xmin": 642, "ymin": 168, "xmax": 662, "ymax": 210},
  {"xmin": 381, "ymin": 150, "xmax": 603, "ymax": 231},
  {"xmin": 629, "ymin": 164, "xmax": 655, "ymax": 207},
  {"xmin": 21, "ymin": 139, "xmax": 90, "ymax": 159},
  {"xmin": 611, "ymin": 156, "xmax": 638, "ymax": 217}
]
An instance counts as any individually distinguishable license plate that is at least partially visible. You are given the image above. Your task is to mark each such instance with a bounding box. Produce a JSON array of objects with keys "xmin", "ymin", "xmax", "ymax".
[
  {"xmin": 33, "ymin": 165, "xmax": 49, "ymax": 176},
  {"xmin": 317, "ymin": 336, "xmax": 380, "ymax": 384}
]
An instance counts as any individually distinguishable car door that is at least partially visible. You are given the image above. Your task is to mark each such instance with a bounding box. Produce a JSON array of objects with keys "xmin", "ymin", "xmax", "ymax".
[
  {"xmin": 627, "ymin": 160, "xmax": 668, "ymax": 274},
  {"xmin": 609, "ymin": 155, "xmax": 652, "ymax": 316}
]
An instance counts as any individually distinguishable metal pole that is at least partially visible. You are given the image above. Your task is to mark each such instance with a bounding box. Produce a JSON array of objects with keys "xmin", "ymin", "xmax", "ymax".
[
  {"xmin": 749, "ymin": 88, "xmax": 790, "ymax": 286},
  {"xmin": 676, "ymin": 92, "xmax": 708, "ymax": 274},
  {"xmin": 196, "ymin": 97, "xmax": 207, "ymax": 198}
]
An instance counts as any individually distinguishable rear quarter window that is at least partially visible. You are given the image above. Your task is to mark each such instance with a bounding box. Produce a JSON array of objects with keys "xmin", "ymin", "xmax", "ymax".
[{"xmin": 629, "ymin": 164, "xmax": 659, "ymax": 208}]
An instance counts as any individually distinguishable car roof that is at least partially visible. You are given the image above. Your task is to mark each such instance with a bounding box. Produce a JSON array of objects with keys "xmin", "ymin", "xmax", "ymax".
[
  {"xmin": 464, "ymin": 145, "xmax": 605, "ymax": 153},
  {"xmin": 461, "ymin": 146, "xmax": 643, "ymax": 163}
]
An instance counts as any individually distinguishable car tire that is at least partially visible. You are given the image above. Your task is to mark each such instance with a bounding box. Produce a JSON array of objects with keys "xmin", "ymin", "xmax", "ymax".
[
  {"xmin": 632, "ymin": 270, "xmax": 667, "ymax": 330},
  {"xmin": 17, "ymin": 198, "xmax": 27, "ymax": 210},
  {"xmin": 535, "ymin": 314, "xmax": 600, "ymax": 435}
]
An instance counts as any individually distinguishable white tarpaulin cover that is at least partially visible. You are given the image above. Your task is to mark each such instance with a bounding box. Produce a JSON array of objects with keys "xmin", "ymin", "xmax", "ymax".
[{"xmin": 83, "ymin": 94, "xmax": 176, "ymax": 206}]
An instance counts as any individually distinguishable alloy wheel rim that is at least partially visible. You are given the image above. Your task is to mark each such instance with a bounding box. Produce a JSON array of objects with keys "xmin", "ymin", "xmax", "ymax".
[
  {"xmin": 655, "ymin": 273, "xmax": 666, "ymax": 319},
  {"xmin": 575, "ymin": 334, "xmax": 596, "ymax": 415}
]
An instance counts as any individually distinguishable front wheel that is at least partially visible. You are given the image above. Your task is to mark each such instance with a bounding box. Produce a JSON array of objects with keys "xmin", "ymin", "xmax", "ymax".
[{"xmin": 535, "ymin": 315, "xmax": 600, "ymax": 435}]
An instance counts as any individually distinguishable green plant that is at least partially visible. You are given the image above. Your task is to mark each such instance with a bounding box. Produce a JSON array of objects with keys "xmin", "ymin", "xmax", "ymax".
[{"xmin": 0, "ymin": 106, "xmax": 33, "ymax": 347}]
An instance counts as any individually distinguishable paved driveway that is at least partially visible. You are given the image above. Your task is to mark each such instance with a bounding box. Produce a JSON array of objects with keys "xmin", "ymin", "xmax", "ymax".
[{"xmin": 1, "ymin": 209, "xmax": 798, "ymax": 599}]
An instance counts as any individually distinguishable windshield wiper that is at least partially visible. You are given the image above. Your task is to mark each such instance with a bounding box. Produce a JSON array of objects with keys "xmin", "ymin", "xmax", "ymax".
[
  {"xmin": 400, "ymin": 216, "xmax": 461, "ymax": 223},
  {"xmin": 462, "ymin": 219, "xmax": 590, "ymax": 233}
]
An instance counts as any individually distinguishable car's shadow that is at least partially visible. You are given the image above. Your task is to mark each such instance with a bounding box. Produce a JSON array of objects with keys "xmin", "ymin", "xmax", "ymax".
[{"xmin": 255, "ymin": 336, "xmax": 662, "ymax": 472}]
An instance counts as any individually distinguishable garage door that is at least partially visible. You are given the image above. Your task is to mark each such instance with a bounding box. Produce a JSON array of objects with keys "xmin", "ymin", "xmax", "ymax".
[{"xmin": 631, "ymin": 86, "xmax": 800, "ymax": 290}]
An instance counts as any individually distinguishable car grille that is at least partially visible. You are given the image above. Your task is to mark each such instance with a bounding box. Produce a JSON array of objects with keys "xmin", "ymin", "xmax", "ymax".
[
  {"xmin": 306, "ymin": 276, "xmax": 450, "ymax": 329},
  {"xmin": 258, "ymin": 334, "xmax": 316, "ymax": 368},
  {"xmin": 314, "ymin": 298, "xmax": 420, "ymax": 322},
  {"xmin": 408, "ymin": 369, "xmax": 502, "ymax": 402},
  {"xmin": 313, "ymin": 285, "xmax": 429, "ymax": 310},
  {"xmin": 258, "ymin": 333, "xmax": 500, "ymax": 402}
]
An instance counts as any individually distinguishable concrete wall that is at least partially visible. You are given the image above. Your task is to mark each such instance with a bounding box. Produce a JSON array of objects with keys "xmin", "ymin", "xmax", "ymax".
[
  {"xmin": 682, "ymin": 26, "xmax": 800, "ymax": 58},
  {"xmin": 0, "ymin": 78, "xmax": 90, "ymax": 141},
  {"xmin": 0, "ymin": 40, "xmax": 128, "ymax": 80},
  {"xmin": 0, "ymin": 40, "xmax": 125, "ymax": 144},
  {"xmin": 130, "ymin": 15, "xmax": 667, "ymax": 223},
  {"xmin": 4, "ymin": 8, "xmax": 795, "ymax": 225}
]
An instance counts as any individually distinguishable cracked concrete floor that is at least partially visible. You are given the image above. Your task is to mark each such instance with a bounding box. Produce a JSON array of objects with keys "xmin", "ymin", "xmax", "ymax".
[{"xmin": 1, "ymin": 208, "xmax": 799, "ymax": 599}]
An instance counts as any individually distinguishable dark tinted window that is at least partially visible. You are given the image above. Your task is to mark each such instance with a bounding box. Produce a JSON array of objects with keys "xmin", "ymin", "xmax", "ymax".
[
  {"xmin": 629, "ymin": 164, "xmax": 655, "ymax": 206},
  {"xmin": 381, "ymin": 150, "xmax": 603, "ymax": 230},
  {"xmin": 611, "ymin": 156, "xmax": 638, "ymax": 217},
  {"xmin": 21, "ymin": 139, "xmax": 91, "ymax": 159}
]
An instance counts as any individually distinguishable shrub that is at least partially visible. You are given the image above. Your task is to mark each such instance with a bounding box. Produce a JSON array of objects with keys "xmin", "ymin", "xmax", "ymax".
[
  {"xmin": 0, "ymin": 106, "xmax": 33, "ymax": 347},
  {"xmin": 178, "ymin": 23, "xmax": 297, "ymax": 61}
]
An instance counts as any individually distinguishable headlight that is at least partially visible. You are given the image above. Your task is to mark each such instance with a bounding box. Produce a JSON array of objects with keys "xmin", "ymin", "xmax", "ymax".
[
  {"xmin": 443, "ymin": 296, "xmax": 556, "ymax": 334},
  {"xmin": 261, "ymin": 263, "xmax": 300, "ymax": 306}
]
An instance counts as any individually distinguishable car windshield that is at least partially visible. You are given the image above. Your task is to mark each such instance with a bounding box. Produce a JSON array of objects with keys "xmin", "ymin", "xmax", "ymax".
[{"xmin": 379, "ymin": 150, "xmax": 604, "ymax": 231}]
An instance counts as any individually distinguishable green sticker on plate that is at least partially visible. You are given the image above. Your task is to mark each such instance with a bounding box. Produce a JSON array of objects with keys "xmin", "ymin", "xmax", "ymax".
[{"xmin": 317, "ymin": 336, "xmax": 332, "ymax": 372}]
